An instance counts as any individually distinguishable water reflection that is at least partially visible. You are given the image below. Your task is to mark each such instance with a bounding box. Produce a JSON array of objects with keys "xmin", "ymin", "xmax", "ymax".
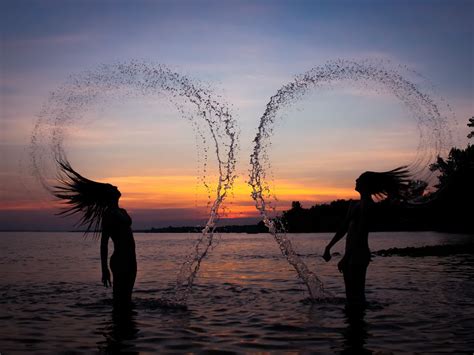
[
  {"xmin": 341, "ymin": 306, "xmax": 370, "ymax": 355},
  {"xmin": 98, "ymin": 307, "xmax": 139, "ymax": 354}
]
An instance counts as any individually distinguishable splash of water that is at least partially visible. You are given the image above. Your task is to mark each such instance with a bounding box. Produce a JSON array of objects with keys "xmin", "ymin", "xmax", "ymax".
[
  {"xmin": 249, "ymin": 59, "xmax": 452, "ymax": 300},
  {"xmin": 30, "ymin": 61, "xmax": 238, "ymax": 305}
]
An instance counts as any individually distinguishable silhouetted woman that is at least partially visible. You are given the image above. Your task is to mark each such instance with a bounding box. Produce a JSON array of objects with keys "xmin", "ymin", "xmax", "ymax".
[
  {"xmin": 323, "ymin": 167, "xmax": 409, "ymax": 308},
  {"xmin": 54, "ymin": 159, "xmax": 137, "ymax": 310}
]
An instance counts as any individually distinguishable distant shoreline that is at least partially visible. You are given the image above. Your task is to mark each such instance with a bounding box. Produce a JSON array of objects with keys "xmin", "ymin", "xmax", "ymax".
[{"xmin": 1, "ymin": 227, "xmax": 473, "ymax": 235}]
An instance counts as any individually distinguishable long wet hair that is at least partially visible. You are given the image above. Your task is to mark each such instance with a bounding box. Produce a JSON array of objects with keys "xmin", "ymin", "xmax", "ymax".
[
  {"xmin": 357, "ymin": 166, "xmax": 411, "ymax": 200},
  {"xmin": 53, "ymin": 158, "xmax": 120, "ymax": 236}
]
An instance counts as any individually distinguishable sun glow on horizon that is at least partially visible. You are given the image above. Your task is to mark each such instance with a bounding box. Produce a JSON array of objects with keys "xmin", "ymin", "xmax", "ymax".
[{"xmin": 100, "ymin": 175, "xmax": 359, "ymax": 215}]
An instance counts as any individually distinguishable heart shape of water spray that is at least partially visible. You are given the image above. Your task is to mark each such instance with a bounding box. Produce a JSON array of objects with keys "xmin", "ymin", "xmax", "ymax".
[{"xmin": 31, "ymin": 59, "xmax": 451, "ymax": 304}]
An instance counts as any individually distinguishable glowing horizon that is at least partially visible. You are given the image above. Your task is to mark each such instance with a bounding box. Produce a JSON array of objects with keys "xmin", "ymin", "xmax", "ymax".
[{"xmin": 1, "ymin": 175, "xmax": 359, "ymax": 212}]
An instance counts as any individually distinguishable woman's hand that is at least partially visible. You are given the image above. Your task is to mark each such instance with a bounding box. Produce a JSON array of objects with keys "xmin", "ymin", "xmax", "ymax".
[
  {"xmin": 102, "ymin": 269, "xmax": 111, "ymax": 288},
  {"xmin": 337, "ymin": 257, "xmax": 347, "ymax": 273},
  {"xmin": 323, "ymin": 247, "xmax": 332, "ymax": 262}
]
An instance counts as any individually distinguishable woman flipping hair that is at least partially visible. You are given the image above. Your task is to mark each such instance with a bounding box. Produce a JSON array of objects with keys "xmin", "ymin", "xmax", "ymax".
[
  {"xmin": 54, "ymin": 159, "xmax": 137, "ymax": 310},
  {"xmin": 323, "ymin": 167, "xmax": 410, "ymax": 308}
]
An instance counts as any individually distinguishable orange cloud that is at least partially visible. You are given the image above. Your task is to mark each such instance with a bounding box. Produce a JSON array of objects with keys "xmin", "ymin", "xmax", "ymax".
[{"xmin": 97, "ymin": 175, "xmax": 209, "ymax": 209}]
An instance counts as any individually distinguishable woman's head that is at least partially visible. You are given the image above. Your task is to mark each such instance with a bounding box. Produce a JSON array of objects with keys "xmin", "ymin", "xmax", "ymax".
[
  {"xmin": 103, "ymin": 183, "xmax": 121, "ymax": 201},
  {"xmin": 53, "ymin": 158, "xmax": 121, "ymax": 235},
  {"xmin": 355, "ymin": 166, "xmax": 410, "ymax": 199}
]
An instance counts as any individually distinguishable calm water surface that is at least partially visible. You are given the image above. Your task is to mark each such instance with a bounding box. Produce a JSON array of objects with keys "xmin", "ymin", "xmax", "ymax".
[{"xmin": 1, "ymin": 231, "xmax": 473, "ymax": 353}]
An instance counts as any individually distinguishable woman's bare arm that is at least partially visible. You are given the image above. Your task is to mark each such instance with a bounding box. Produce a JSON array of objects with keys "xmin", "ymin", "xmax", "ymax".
[
  {"xmin": 101, "ymin": 229, "xmax": 111, "ymax": 287},
  {"xmin": 323, "ymin": 203, "xmax": 353, "ymax": 261}
]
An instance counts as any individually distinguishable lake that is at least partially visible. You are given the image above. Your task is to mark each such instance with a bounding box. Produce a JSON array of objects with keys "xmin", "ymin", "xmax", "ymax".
[{"xmin": 0, "ymin": 231, "xmax": 473, "ymax": 353}]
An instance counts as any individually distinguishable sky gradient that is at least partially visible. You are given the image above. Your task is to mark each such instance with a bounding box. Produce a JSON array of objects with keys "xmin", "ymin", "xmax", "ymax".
[{"xmin": 1, "ymin": 0, "xmax": 473, "ymax": 230}]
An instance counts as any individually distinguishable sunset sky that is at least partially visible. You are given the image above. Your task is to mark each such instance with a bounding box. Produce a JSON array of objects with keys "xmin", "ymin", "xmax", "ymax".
[{"xmin": 1, "ymin": 0, "xmax": 473, "ymax": 230}]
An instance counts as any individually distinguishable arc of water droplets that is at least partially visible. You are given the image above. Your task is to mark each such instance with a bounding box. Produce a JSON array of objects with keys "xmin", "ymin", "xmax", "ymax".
[
  {"xmin": 29, "ymin": 61, "xmax": 238, "ymax": 305},
  {"xmin": 249, "ymin": 59, "xmax": 451, "ymax": 300}
]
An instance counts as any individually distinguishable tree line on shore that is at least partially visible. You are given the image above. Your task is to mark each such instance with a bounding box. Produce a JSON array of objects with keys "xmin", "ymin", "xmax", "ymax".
[{"xmin": 278, "ymin": 117, "xmax": 474, "ymax": 234}]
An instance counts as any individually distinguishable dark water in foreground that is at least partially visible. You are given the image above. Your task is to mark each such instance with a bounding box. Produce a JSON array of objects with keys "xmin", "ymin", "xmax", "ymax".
[{"xmin": 1, "ymin": 231, "xmax": 473, "ymax": 353}]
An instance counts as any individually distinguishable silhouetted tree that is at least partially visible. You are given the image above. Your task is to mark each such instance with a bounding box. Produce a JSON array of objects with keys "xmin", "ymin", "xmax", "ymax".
[
  {"xmin": 468, "ymin": 116, "xmax": 474, "ymax": 139},
  {"xmin": 292, "ymin": 201, "xmax": 303, "ymax": 210},
  {"xmin": 282, "ymin": 201, "xmax": 313, "ymax": 232},
  {"xmin": 430, "ymin": 117, "xmax": 473, "ymax": 187},
  {"xmin": 429, "ymin": 117, "xmax": 474, "ymax": 232}
]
